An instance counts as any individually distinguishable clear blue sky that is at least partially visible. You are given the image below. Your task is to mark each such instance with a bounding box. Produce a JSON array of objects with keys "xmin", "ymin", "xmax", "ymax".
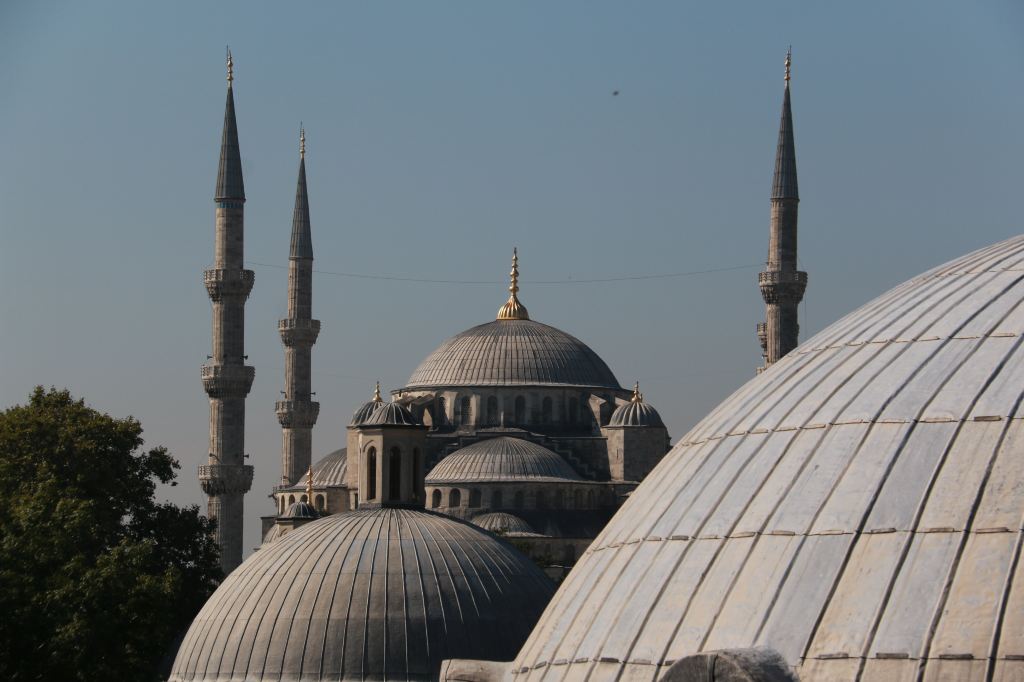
[{"xmin": 2, "ymin": 1, "xmax": 1022, "ymax": 552}]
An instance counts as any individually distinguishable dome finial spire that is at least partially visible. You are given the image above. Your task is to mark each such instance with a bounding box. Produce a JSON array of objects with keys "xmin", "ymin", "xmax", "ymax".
[
  {"xmin": 306, "ymin": 465, "xmax": 314, "ymax": 503},
  {"xmin": 299, "ymin": 123, "xmax": 306, "ymax": 159},
  {"xmin": 496, "ymin": 247, "xmax": 530, "ymax": 320},
  {"xmin": 226, "ymin": 47, "xmax": 234, "ymax": 84},
  {"xmin": 631, "ymin": 381, "xmax": 642, "ymax": 403},
  {"xmin": 373, "ymin": 380, "xmax": 382, "ymax": 403}
]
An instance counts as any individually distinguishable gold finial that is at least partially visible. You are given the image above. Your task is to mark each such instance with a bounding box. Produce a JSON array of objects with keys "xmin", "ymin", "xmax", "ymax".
[
  {"xmin": 496, "ymin": 247, "xmax": 530, "ymax": 320},
  {"xmin": 372, "ymin": 381, "xmax": 383, "ymax": 403},
  {"xmin": 784, "ymin": 46, "xmax": 791, "ymax": 83},
  {"xmin": 631, "ymin": 381, "xmax": 642, "ymax": 403},
  {"xmin": 306, "ymin": 466, "xmax": 314, "ymax": 504},
  {"xmin": 299, "ymin": 124, "xmax": 306, "ymax": 159},
  {"xmin": 226, "ymin": 47, "xmax": 234, "ymax": 84}
]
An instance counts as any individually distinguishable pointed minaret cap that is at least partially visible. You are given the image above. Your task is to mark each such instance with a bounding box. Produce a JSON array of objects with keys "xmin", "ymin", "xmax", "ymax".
[
  {"xmin": 289, "ymin": 125, "xmax": 313, "ymax": 259},
  {"xmin": 771, "ymin": 47, "xmax": 799, "ymax": 201},
  {"xmin": 215, "ymin": 48, "xmax": 245, "ymax": 202},
  {"xmin": 496, "ymin": 248, "xmax": 530, "ymax": 320}
]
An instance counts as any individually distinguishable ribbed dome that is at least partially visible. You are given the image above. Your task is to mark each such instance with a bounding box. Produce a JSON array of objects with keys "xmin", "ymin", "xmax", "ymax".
[
  {"xmin": 363, "ymin": 401, "xmax": 420, "ymax": 427},
  {"xmin": 350, "ymin": 399, "xmax": 382, "ymax": 425},
  {"xmin": 608, "ymin": 400, "xmax": 664, "ymax": 427},
  {"xmin": 511, "ymin": 235, "xmax": 1024, "ymax": 681},
  {"xmin": 170, "ymin": 508, "xmax": 555, "ymax": 681},
  {"xmin": 404, "ymin": 319, "xmax": 621, "ymax": 389},
  {"xmin": 281, "ymin": 448, "xmax": 347, "ymax": 491},
  {"xmin": 283, "ymin": 501, "xmax": 317, "ymax": 519},
  {"xmin": 473, "ymin": 512, "xmax": 536, "ymax": 535},
  {"xmin": 426, "ymin": 437, "xmax": 582, "ymax": 483}
]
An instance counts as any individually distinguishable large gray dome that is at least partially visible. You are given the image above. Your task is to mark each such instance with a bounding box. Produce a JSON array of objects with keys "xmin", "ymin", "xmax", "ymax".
[
  {"xmin": 510, "ymin": 234, "xmax": 1024, "ymax": 681},
  {"xmin": 426, "ymin": 437, "xmax": 582, "ymax": 483},
  {"xmin": 170, "ymin": 508, "xmax": 554, "ymax": 681},
  {"xmin": 403, "ymin": 319, "xmax": 621, "ymax": 389}
]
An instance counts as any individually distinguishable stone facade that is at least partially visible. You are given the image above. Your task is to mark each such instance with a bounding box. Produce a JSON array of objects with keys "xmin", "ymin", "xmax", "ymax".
[{"xmin": 200, "ymin": 53, "xmax": 253, "ymax": 574}]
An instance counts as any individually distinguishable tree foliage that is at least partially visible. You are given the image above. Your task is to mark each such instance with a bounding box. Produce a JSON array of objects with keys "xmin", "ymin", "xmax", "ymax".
[{"xmin": 0, "ymin": 388, "xmax": 221, "ymax": 681}]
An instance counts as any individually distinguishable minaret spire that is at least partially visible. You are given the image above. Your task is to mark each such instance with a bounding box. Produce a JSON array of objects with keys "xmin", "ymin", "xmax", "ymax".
[
  {"xmin": 276, "ymin": 126, "xmax": 321, "ymax": 487},
  {"xmin": 200, "ymin": 53, "xmax": 255, "ymax": 574},
  {"xmin": 758, "ymin": 48, "xmax": 807, "ymax": 372}
]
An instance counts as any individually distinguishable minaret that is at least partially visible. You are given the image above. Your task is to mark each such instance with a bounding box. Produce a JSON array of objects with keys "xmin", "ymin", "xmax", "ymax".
[
  {"xmin": 199, "ymin": 50, "xmax": 255, "ymax": 574},
  {"xmin": 275, "ymin": 127, "xmax": 320, "ymax": 486},
  {"xmin": 758, "ymin": 48, "xmax": 806, "ymax": 371}
]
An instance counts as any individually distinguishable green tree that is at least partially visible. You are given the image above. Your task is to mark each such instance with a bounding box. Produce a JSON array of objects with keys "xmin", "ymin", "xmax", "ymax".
[{"xmin": 0, "ymin": 387, "xmax": 221, "ymax": 681}]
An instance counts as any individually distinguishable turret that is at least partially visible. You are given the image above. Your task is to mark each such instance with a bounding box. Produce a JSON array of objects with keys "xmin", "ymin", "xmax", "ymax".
[
  {"xmin": 758, "ymin": 48, "xmax": 807, "ymax": 371},
  {"xmin": 275, "ymin": 127, "xmax": 321, "ymax": 487},
  {"xmin": 199, "ymin": 50, "xmax": 255, "ymax": 574},
  {"xmin": 601, "ymin": 382, "xmax": 670, "ymax": 481}
]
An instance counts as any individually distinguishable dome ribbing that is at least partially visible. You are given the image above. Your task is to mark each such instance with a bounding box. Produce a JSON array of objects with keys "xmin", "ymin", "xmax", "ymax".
[
  {"xmin": 426, "ymin": 437, "xmax": 582, "ymax": 483},
  {"xmin": 404, "ymin": 319, "xmax": 621, "ymax": 389},
  {"xmin": 171, "ymin": 508, "xmax": 554, "ymax": 681},
  {"xmin": 511, "ymin": 234, "xmax": 1024, "ymax": 681}
]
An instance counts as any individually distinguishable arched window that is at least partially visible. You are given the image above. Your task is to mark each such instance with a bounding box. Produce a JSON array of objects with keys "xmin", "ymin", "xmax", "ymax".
[
  {"xmin": 568, "ymin": 398, "xmax": 578, "ymax": 424},
  {"xmin": 459, "ymin": 396, "xmax": 472, "ymax": 425},
  {"xmin": 412, "ymin": 448, "xmax": 421, "ymax": 499},
  {"xmin": 431, "ymin": 489, "xmax": 442, "ymax": 508},
  {"xmin": 279, "ymin": 496, "xmax": 286, "ymax": 514},
  {"xmin": 514, "ymin": 396, "xmax": 526, "ymax": 425},
  {"xmin": 492, "ymin": 489, "xmax": 503, "ymax": 508},
  {"xmin": 469, "ymin": 489, "xmax": 482, "ymax": 508},
  {"xmin": 486, "ymin": 396, "xmax": 499, "ymax": 425},
  {"xmin": 541, "ymin": 397, "xmax": 553, "ymax": 424},
  {"xmin": 536, "ymin": 490, "xmax": 546, "ymax": 509},
  {"xmin": 513, "ymin": 490, "xmax": 524, "ymax": 509},
  {"xmin": 389, "ymin": 447, "xmax": 402, "ymax": 501},
  {"xmin": 450, "ymin": 489, "xmax": 462, "ymax": 507},
  {"xmin": 315, "ymin": 494, "xmax": 325, "ymax": 512},
  {"xmin": 366, "ymin": 447, "xmax": 377, "ymax": 500},
  {"xmin": 288, "ymin": 495, "xmax": 295, "ymax": 506},
  {"xmin": 300, "ymin": 494, "xmax": 308, "ymax": 503}
]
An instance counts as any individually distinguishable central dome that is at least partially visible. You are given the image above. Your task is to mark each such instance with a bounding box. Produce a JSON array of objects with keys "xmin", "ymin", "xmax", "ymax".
[
  {"xmin": 170, "ymin": 508, "xmax": 554, "ymax": 681},
  {"xmin": 404, "ymin": 319, "xmax": 621, "ymax": 389}
]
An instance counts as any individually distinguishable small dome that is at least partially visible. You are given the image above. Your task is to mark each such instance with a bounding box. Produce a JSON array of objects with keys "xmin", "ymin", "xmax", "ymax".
[
  {"xmin": 363, "ymin": 401, "xmax": 421, "ymax": 427},
  {"xmin": 403, "ymin": 319, "xmax": 621, "ymax": 389},
  {"xmin": 350, "ymin": 382, "xmax": 385, "ymax": 425},
  {"xmin": 170, "ymin": 508, "xmax": 555, "ymax": 681},
  {"xmin": 608, "ymin": 384, "xmax": 665, "ymax": 427},
  {"xmin": 283, "ymin": 500, "xmax": 317, "ymax": 519},
  {"xmin": 281, "ymin": 448, "xmax": 347, "ymax": 491},
  {"xmin": 426, "ymin": 437, "xmax": 582, "ymax": 483},
  {"xmin": 510, "ymin": 234, "xmax": 1024, "ymax": 680},
  {"xmin": 472, "ymin": 511, "xmax": 535, "ymax": 535}
]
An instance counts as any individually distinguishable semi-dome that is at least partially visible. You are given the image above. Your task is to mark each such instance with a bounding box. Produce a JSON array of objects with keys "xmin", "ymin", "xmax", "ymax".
[
  {"xmin": 426, "ymin": 437, "xmax": 582, "ymax": 483},
  {"xmin": 404, "ymin": 319, "xmax": 621, "ymax": 389},
  {"xmin": 608, "ymin": 383, "xmax": 665, "ymax": 427},
  {"xmin": 473, "ymin": 511, "xmax": 537, "ymax": 535},
  {"xmin": 510, "ymin": 234, "xmax": 1024, "ymax": 681},
  {"xmin": 363, "ymin": 401, "xmax": 420, "ymax": 427},
  {"xmin": 170, "ymin": 507, "xmax": 555, "ymax": 681},
  {"xmin": 280, "ymin": 448, "xmax": 347, "ymax": 491}
]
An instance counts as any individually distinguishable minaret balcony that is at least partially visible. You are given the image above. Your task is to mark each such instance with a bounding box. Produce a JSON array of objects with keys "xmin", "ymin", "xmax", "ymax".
[
  {"xmin": 198, "ymin": 463, "xmax": 254, "ymax": 495},
  {"xmin": 759, "ymin": 269, "xmax": 807, "ymax": 304},
  {"xmin": 201, "ymin": 364, "xmax": 255, "ymax": 398},
  {"xmin": 204, "ymin": 268, "xmax": 255, "ymax": 301},
  {"xmin": 278, "ymin": 318, "xmax": 321, "ymax": 346},
  {"xmin": 275, "ymin": 399, "xmax": 320, "ymax": 428}
]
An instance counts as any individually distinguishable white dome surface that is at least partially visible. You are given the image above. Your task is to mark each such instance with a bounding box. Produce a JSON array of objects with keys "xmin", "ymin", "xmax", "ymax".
[{"xmin": 510, "ymin": 235, "xmax": 1024, "ymax": 681}]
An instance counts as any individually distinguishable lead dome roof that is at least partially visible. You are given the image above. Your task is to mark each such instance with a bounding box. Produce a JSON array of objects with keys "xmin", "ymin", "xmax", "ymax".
[
  {"xmin": 280, "ymin": 448, "xmax": 347, "ymax": 492},
  {"xmin": 403, "ymin": 319, "xmax": 621, "ymax": 390},
  {"xmin": 510, "ymin": 235, "xmax": 1024, "ymax": 681},
  {"xmin": 425, "ymin": 437, "xmax": 582, "ymax": 483},
  {"xmin": 170, "ymin": 507, "xmax": 554, "ymax": 681}
]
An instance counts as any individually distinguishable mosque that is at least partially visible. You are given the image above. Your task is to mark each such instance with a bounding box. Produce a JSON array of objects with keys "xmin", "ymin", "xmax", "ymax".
[{"xmin": 172, "ymin": 49, "xmax": 1024, "ymax": 682}]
